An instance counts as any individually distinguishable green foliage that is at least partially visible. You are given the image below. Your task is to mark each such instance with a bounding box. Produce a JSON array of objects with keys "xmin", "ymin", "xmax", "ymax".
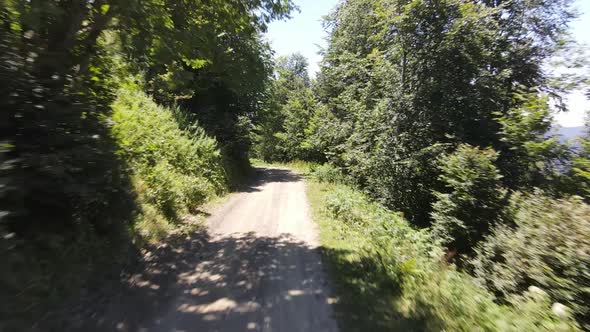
[
  {"xmin": 473, "ymin": 191, "xmax": 590, "ymax": 329},
  {"xmin": 281, "ymin": 90, "xmax": 317, "ymax": 159},
  {"xmin": 1, "ymin": 13, "xmax": 135, "ymax": 328},
  {"xmin": 401, "ymin": 269, "xmax": 579, "ymax": 332},
  {"xmin": 431, "ymin": 144, "xmax": 505, "ymax": 254},
  {"xmin": 141, "ymin": 161, "xmax": 209, "ymax": 218},
  {"xmin": 111, "ymin": 88, "xmax": 227, "ymax": 220},
  {"xmin": 1, "ymin": 0, "xmax": 588, "ymax": 329},
  {"xmin": 324, "ymin": 186, "xmax": 379, "ymax": 227},
  {"xmin": 570, "ymin": 121, "xmax": 590, "ymax": 200},
  {"xmin": 496, "ymin": 90, "xmax": 571, "ymax": 191},
  {"xmin": 253, "ymin": 53, "xmax": 323, "ymax": 162},
  {"xmin": 312, "ymin": 0, "xmax": 577, "ymax": 225},
  {"xmin": 301, "ymin": 103, "xmax": 342, "ymax": 160},
  {"xmin": 305, "ymin": 2, "xmax": 587, "ymax": 328},
  {"xmin": 275, "ymin": 53, "xmax": 312, "ymax": 97},
  {"xmin": 312, "ymin": 163, "xmax": 346, "ymax": 184},
  {"xmin": 312, "ymin": 180, "xmax": 579, "ymax": 331},
  {"xmin": 117, "ymin": 0, "xmax": 296, "ymax": 167}
]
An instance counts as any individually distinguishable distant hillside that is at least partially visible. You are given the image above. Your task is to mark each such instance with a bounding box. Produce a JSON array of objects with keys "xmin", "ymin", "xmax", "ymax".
[{"xmin": 556, "ymin": 126, "xmax": 585, "ymax": 142}]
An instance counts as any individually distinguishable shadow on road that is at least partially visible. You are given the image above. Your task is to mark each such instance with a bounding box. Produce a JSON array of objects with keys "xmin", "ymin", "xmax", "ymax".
[
  {"xmin": 40, "ymin": 231, "xmax": 338, "ymax": 332},
  {"xmin": 235, "ymin": 167, "xmax": 303, "ymax": 193}
]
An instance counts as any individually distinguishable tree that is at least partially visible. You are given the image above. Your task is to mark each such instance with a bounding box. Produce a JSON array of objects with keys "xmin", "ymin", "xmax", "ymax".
[
  {"xmin": 313, "ymin": 0, "xmax": 576, "ymax": 224},
  {"xmin": 115, "ymin": 0, "xmax": 295, "ymax": 170},
  {"xmin": 0, "ymin": 1, "xmax": 296, "ymax": 325},
  {"xmin": 276, "ymin": 52, "xmax": 311, "ymax": 88},
  {"xmin": 0, "ymin": 0, "xmax": 297, "ymax": 224},
  {"xmin": 431, "ymin": 144, "xmax": 505, "ymax": 255},
  {"xmin": 253, "ymin": 53, "xmax": 320, "ymax": 161},
  {"xmin": 570, "ymin": 114, "xmax": 590, "ymax": 200},
  {"xmin": 496, "ymin": 89, "xmax": 571, "ymax": 192}
]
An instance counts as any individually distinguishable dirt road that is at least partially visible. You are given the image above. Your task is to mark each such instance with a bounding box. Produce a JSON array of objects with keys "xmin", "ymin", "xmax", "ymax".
[
  {"xmin": 147, "ymin": 167, "xmax": 339, "ymax": 331},
  {"xmin": 57, "ymin": 167, "xmax": 338, "ymax": 332}
]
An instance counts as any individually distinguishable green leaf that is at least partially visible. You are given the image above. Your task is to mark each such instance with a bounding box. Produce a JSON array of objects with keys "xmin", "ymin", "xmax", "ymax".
[
  {"xmin": 182, "ymin": 58, "xmax": 210, "ymax": 70},
  {"xmin": 100, "ymin": 4, "xmax": 110, "ymax": 15}
]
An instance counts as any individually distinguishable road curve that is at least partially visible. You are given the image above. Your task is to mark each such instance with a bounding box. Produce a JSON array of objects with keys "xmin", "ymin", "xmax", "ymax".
[{"xmin": 147, "ymin": 167, "xmax": 339, "ymax": 332}]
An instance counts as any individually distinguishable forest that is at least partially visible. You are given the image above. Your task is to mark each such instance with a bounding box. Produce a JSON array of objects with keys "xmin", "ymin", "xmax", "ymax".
[{"xmin": 1, "ymin": 0, "xmax": 590, "ymax": 331}]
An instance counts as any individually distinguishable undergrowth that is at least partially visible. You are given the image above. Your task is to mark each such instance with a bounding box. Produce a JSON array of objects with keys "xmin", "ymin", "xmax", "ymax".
[
  {"xmin": 305, "ymin": 164, "xmax": 580, "ymax": 331},
  {"xmin": 111, "ymin": 87, "xmax": 228, "ymax": 242}
]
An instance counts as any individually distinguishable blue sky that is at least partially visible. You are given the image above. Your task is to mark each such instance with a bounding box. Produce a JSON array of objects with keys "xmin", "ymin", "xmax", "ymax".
[
  {"xmin": 265, "ymin": 0, "xmax": 589, "ymax": 127},
  {"xmin": 265, "ymin": 0, "xmax": 339, "ymax": 75}
]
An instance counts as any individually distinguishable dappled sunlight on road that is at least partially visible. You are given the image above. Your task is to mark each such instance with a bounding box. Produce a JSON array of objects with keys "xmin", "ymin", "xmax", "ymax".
[{"xmin": 147, "ymin": 233, "xmax": 337, "ymax": 332}]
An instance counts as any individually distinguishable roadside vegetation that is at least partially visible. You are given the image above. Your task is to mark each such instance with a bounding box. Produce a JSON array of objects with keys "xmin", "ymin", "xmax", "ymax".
[
  {"xmin": 111, "ymin": 87, "xmax": 228, "ymax": 240},
  {"xmin": 278, "ymin": 162, "xmax": 583, "ymax": 331}
]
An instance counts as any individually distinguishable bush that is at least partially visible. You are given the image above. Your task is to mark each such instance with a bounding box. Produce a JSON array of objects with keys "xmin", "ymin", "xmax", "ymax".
[
  {"xmin": 312, "ymin": 163, "xmax": 346, "ymax": 184},
  {"xmin": 111, "ymin": 88, "xmax": 227, "ymax": 223},
  {"xmin": 431, "ymin": 144, "xmax": 506, "ymax": 254},
  {"xmin": 141, "ymin": 161, "xmax": 210, "ymax": 218},
  {"xmin": 472, "ymin": 191, "xmax": 590, "ymax": 329},
  {"xmin": 320, "ymin": 182, "xmax": 579, "ymax": 331},
  {"xmin": 325, "ymin": 185, "xmax": 390, "ymax": 227},
  {"xmin": 400, "ymin": 264, "xmax": 577, "ymax": 332}
]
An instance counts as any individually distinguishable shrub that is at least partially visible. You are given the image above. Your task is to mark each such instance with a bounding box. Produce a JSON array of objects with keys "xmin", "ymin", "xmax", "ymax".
[
  {"xmin": 496, "ymin": 90, "xmax": 569, "ymax": 192},
  {"xmin": 111, "ymin": 88, "xmax": 227, "ymax": 223},
  {"xmin": 312, "ymin": 163, "xmax": 346, "ymax": 184},
  {"xmin": 431, "ymin": 144, "xmax": 506, "ymax": 254},
  {"xmin": 472, "ymin": 190, "xmax": 590, "ymax": 329},
  {"xmin": 325, "ymin": 186, "xmax": 380, "ymax": 227},
  {"xmin": 141, "ymin": 161, "xmax": 210, "ymax": 218},
  {"xmin": 321, "ymin": 182, "xmax": 579, "ymax": 331},
  {"xmin": 400, "ymin": 264, "xmax": 577, "ymax": 332}
]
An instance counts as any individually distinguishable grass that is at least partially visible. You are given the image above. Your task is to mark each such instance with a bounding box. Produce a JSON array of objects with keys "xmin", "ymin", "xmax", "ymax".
[
  {"xmin": 250, "ymin": 158, "xmax": 315, "ymax": 174},
  {"xmin": 306, "ymin": 180, "xmax": 422, "ymax": 331}
]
